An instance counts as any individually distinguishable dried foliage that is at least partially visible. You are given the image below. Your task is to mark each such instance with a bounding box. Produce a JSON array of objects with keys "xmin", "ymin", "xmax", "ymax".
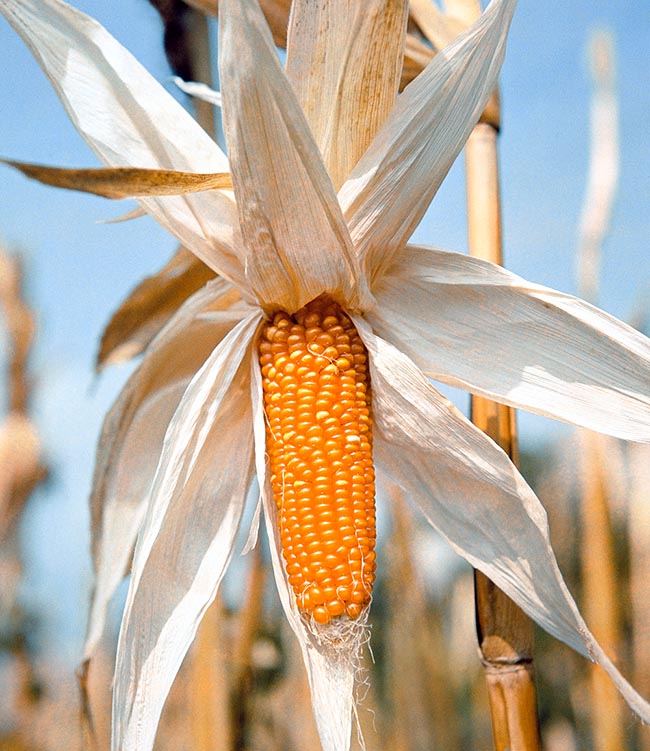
[
  {"xmin": 3, "ymin": 160, "xmax": 232, "ymax": 200},
  {"xmin": 0, "ymin": 250, "xmax": 47, "ymax": 749},
  {"xmin": 0, "ymin": 252, "xmax": 45, "ymax": 545},
  {"xmin": 97, "ymin": 248, "xmax": 218, "ymax": 369},
  {"xmin": 148, "ymin": 0, "xmax": 433, "ymax": 90}
]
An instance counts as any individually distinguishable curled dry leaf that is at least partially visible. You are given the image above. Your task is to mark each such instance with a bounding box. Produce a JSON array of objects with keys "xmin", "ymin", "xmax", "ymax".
[
  {"xmin": 188, "ymin": 0, "xmax": 433, "ymax": 89},
  {"xmin": 97, "ymin": 248, "xmax": 220, "ymax": 370},
  {"xmin": 2, "ymin": 159, "xmax": 232, "ymax": 199}
]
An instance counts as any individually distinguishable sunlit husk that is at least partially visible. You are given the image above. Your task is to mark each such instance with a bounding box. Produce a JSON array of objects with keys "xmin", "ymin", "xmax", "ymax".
[
  {"xmin": 97, "ymin": 248, "xmax": 218, "ymax": 370},
  {"xmin": 370, "ymin": 245, "xmax": 650, "ymax": 443},
  {"xmin": 112, "ymin": 315, "xmax": 260, "ymax": 750},
  {"xmin": 85, "ymin": 281, "xmax": 248, "ymax": 660},
  {"xmin": 354, "ymin": 317, "xmax": 650, "ymax": 722},
  {"xmin": 286, "ymin": 0, "xmax": 407, "ymax": 191}
]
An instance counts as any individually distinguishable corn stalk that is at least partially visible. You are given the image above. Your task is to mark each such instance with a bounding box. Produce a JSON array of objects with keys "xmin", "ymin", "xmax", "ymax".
[
  {"xmin": 574, "ymin": 30, "xmax": 625, "ymax": 751},
  {"xmin": 464, "ymin": 46, "xmax": 542, "ymax": 751}
]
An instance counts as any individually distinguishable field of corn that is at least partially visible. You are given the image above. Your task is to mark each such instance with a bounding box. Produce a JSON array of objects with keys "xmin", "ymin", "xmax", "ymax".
[{"xmin": 1, "ymin": 1, "xmax": 649, "ymax": 750}]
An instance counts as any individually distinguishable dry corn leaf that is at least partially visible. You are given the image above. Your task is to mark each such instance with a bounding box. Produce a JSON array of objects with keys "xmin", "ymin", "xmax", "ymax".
[
  {"xmin": 184, "ymin": 0, "xmax": 431, "ymax": 91},
  {"xmin": 97, "ymin": 247, "xmax": 218, "ymax": 370},
  {"xmin": 2, "ymin": 159, "xmax": 232, "ymax": 199},
  {"xmin": 286, "ymin": 0, "xmax": 407, "ymax": 191}
]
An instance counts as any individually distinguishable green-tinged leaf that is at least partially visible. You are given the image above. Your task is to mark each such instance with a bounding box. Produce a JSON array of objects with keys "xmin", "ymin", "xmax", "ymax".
[{"xmin": 2, "ymin": 158, "xmax": 232, "ymax": 199}]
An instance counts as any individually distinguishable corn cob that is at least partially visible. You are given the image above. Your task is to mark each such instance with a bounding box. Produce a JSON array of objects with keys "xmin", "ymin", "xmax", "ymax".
[{"xmin": 259, "ymin": 297, "xmax": 376, "ymax": 625}]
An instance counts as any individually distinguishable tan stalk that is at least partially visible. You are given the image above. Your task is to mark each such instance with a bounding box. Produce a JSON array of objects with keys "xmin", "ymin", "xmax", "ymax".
[
  {"xmin": 408, "ymin": 1, "xmax": 542, "ymax": 743},
  {"xmin": 576, "ymin": 431, "xmax": 625, "ymax": 750},
  {"xmin": 189, "ymin": 598, "xmax": 233, "ymax": 751},
  {"xmin": 230, "ymin": 544, "xmax": 266, "ymax": 750},
  {"xmin": 0, "ymin": 250, "xmax": 46, "ymax": 747},
  {"xmin": 274, "ymin": 621, "xmax": 322, "ymax": 751},
  {"xmin": 628, "ymin": 443, "xmax": 650, "ymax": 751},
  {"xmin": 574, "ymin": 30, "xmax": 625, "ymax": 751},
  {"xmin": 386, "ymin": 486, "xmax": 460, "ymax": 750},
  {"xmin": 465, "ymin": 70, "xmax": 543, "ymax": 751}
]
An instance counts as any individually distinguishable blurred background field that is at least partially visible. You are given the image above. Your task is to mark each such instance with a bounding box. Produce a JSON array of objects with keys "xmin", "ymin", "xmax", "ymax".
[{"xmin": 0, "ymin": 0, "xmax": 649, "ymax": 749}]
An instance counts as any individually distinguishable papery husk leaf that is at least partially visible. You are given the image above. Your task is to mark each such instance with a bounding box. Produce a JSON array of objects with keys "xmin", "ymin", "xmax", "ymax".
[
  {"xmin": 218, "ymin": 0, "xmax": 369, "ymax": 312},
  {"xmin": 85, "ymin": 281, "xmax": 248, "ymax": 662},
  {"xmin": 370, "ymin": 245, "xmax": 650, "ymax": 443},
  {"xmin": 355, "ymin": 318, "xmax": 650, "ymax": 723},
  {"xmin": 0, "ymin": 0, "xmax": 244, "ymax": 281},
  {"xmin": 2, "ymin": 159, "xmax": 232, "ymax": 199},
  {"xmin": 97, "ymin": 248, "xmax": 219, "ymax": 369},
  {"xmin": 339, "ymin": 0, "xmax": 516, "ymax": 279},
  {"xmin": 113, "ymin": 315, "xmax": 260, "ymax": 751},
  {"xmin": 286, "ymin": 0, "xmax": 407, "ymax": 191},
  {"xmin": 186, "ymin": 0, "xmax": 431, "ymax": 90}
]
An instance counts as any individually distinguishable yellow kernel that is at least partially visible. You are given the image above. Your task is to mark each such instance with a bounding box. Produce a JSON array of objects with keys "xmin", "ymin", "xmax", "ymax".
[
  {"xmin": 259, "ymin": 297, "xmax": 376, "ymax": 625},
  {"xmin": 313, "ymin": 606, "xmax": 330, "ymax": 624},
  {"xmin": 327, "ymin": 600, "xmax": 345, "ymax": 617}
]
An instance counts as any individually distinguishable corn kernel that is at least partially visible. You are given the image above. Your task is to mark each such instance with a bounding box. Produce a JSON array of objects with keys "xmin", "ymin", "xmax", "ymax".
[{"xmin": 259, "ymin": 297, "xmax": 376, "ymax": 625}]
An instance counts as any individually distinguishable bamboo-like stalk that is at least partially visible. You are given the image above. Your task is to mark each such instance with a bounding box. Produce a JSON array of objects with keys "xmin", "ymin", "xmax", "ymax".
[
  {"xmin": 386, "ymin": 488, "xmax": 461, "ymax": 751},
  {"xmin": 466, "ymin": 121, "xmax": 542, "ymax": 751},
  {"xmin": 628, "ymin": 443, "xmax": 650, "ymax": 751},
  {"xmin": 573, "ymin": 30, "xmax": 625, "ymax": 751},
  {"xmin": 409, "ymin": 0, "xmax": 542, "ymax": 743},
  {"xmin": 577, "ymin": 431, "xmax": 625, "ymax": 751},
  {"xmin": 230, "ymin": 544, "xmax": 266, "ymax": 751},
  {"xmin": 0, "ymin": 250, "xmax": 45, "ymax": 748},
  {"xmin": 189, "ymin": 596, "xmax": 233, "ymax": 751}
]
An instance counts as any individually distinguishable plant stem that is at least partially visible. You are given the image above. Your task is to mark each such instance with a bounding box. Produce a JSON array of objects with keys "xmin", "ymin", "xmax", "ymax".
[
  {"xmin": 578, "ymin": 431, "xmax": 625, "ymax": 751},
  {"xmin": 231, "ymin": 544, "xmax": 266, "ymax": 751},
  {"xmin": 190, "ymin": 597, "xmax": 233, "ymax": 751},
  {"xmin": 466, "ymin": 122, "xmax": 542, "ymax": 751}
]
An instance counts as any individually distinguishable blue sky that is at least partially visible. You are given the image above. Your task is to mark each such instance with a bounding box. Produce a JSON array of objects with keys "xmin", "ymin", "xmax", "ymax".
[{"xmin": 0, "ymin": 0, "xmax": 648, "ymax": 661}]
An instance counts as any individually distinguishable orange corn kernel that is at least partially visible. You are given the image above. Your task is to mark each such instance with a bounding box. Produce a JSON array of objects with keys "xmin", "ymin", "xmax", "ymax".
[{"xmin": 259, "ymin": 297, "xmax": 376, "ymax": 625}]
